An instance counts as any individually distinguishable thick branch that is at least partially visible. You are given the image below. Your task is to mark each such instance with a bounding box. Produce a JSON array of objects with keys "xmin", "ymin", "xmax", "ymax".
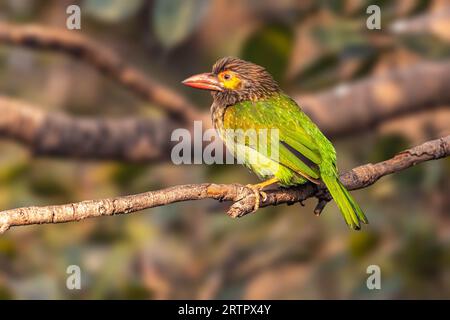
[
  {"xmin": 0, "ymin": 96, "xmax": 177, "ymax": 162},
  {"xmin": 0, "ymin": 135, "xmax": 448, "ymax": 234},
  {"xmin": 0, "ymin": 22, "xmax": 202, "ymax": 123},
  {"xmin": 298, "ymin": 61, "xmax": 450, "ymax": 137},
  {"xmin": 1, "ymin": 59, "xmax": 449, "ymax": 161}
]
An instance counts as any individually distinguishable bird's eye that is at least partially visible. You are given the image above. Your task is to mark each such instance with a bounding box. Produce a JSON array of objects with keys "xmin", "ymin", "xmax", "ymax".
[{"xmin": 223, "ymin": 73, "xmax": 231, "ymax": 80}]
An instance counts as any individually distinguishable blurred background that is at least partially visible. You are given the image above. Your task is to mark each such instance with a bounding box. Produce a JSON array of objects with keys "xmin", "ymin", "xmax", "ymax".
[{"xmin": 0, "ymin": 0, "xmax": 449, "ymax": 299}]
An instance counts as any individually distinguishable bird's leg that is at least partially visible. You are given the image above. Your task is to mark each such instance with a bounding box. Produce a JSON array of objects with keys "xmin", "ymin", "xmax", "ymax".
[
  {"xmin": 245, "ymin": 177, "xmax": 279, "ymax": 212},
  {"xmin": 314, "ymin": 187, "xmax": 332, "ymax": 216}
]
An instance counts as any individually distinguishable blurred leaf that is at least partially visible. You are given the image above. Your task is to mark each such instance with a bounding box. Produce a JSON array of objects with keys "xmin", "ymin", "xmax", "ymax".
[
  {"xmin": 347, "ymin": 231, "xmax": 379, "ymax": 258},
  {"xmin": 153, "ymin": 0, "xmax": 210, "ymax": 49},
  {"xmin": 347, "ymin": 48, "xmax": 379, "ymax": 79},
  {"xmin": 293, "ymin": 17, "xmax": 379, "ymax": 89},
  {"xmin": 362, "ymin": 0, "xmax": 392, "ymax": 15},
  {"xmin": 370, "ymin": 134, "xmax": 410, "ymax": 162},
  {"xmin": 1, "ymin": 0, "xmax": 45, "ymax": 22},
  {"xmin": 313, "ymin": 21, "xmax": 366, "ymax": 52},
  {"xmin": 88, "ymin": 219, "xmax": 128, "ymax": 244},
  {"xmin": 0, "ymin": 161, "xmax": 29, "ymax": 183},
  {"xmin": 0, "ymin": 285, "xmax": 13, "ymax": 300},
  {"xmin": 399, "ymin": 35, "xmax": 450, "ymax": 59},
  {"xmin": 11, "ymin": 275, "xmax": 59, "ymax": 299},
  {"xmin": 370, "ymin": 134, "xmax": 425, "ymax": 189},
  {"xmin": 422, "ymin": 161, "xmax": 443, "ymax": 189},
  {"xmin": 297, "ymin": 52, "xmax": 339, "ymax": 81},
  {"xmin": 111, "ymin": 163, "xmax": 147, "ymax": 187},
  {"xmin": 242, "ymin": 24, "xmax": 294, "ymax": 82},
  {"xmin": 29, "ymin": 176, "xmax": 71, "ymax": 198},
  {"xmin": 293, "ymin": 52, "xmax": 339, "ymax": 90},
  {"xmin": 0, "ymin": 238, "xmax": 17, "ymax": 258},
  {"xmin": 317, "ymin": 0, "xmax": 346, "ymax": 15},
  {"xmin": 91, "ymin": 243, "xmax": 134, "ymax": 299},
  {"xmin": 408, "ymin": 0, "xmax": 432, "ymax": 15},
  {"xmin": 396, "ymin": 229, "xmax": 443, "ymax": 276},
  {"xmin": 122, "ymin": 283, "xmax": 152, "ymax": 299},
  {"xmin": 394, "ymin": 165, "xmax": 425, "ymax": 189},
  {"xmin": 84, "ymin": 0, "xmax": 144, "ymax": 23}
]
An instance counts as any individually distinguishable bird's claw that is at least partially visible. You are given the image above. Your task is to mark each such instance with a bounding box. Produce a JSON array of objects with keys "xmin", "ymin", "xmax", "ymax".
[{"xmin": 245, "ymin": 184, "xmax": 267, "ymax": 212}]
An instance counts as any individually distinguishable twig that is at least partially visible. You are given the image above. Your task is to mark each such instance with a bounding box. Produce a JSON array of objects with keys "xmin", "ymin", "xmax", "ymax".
[
  {"xmin": 0, "ymin": 135, "xmax": 448, "ymax": 234},
  {"xmin": 0, "ymin": 22, "xmax": 202, "ymax": 123}
]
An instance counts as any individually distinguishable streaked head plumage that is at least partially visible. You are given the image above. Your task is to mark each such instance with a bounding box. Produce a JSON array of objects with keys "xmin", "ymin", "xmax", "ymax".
[
  {"xmin": 211, "ymin": 57, "xmax": 279, "ymax": 105},
  {"xmin": 182, "ymin": 57, "xmax": 280, "ymax": 106}
]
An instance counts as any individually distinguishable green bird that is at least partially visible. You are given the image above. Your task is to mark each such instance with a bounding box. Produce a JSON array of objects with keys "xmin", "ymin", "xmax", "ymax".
[{"xmin": 183, "ymin": 57, "xmax": 368, "ymax": 230}]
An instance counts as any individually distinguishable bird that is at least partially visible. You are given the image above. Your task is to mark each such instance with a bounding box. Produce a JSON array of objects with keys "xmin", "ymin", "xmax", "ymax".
[{"xmin": 182, "ymin": 57, "xmax": 368, "ymax": 230}]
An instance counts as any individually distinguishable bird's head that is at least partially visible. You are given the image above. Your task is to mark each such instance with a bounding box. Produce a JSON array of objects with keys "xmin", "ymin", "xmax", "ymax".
[{"xmin": 182, "ymin": 57, "xmax": 280, "ymax": 106}]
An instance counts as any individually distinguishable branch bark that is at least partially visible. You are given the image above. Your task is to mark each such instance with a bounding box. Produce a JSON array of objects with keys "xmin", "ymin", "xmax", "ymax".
[
  {"xmin": 1, "ymin": 22, "xmax": 449, "ymax": 138},
  {"xmin": 1, "ymin": 58, "xmax": 449, "ymax": 162},
  {"xmin": 0, "ymin": 135, "xmax": 448, "ymax": 234},
  {"xmin": 298, "ymin": 61, "xmax": 450, "ymax": 137},
  {"xmin": 0, "ymin": 96, "xmax": 178, "ymax": 162},
  {"xmin": 0, "ymin": 22, "xmax": 202, "ymax": 123}
]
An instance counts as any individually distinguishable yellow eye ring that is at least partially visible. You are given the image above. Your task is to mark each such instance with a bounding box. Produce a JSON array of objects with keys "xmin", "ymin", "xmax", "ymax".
[
  {"xmin": 219, "ymin": 71, "xmax": 241, "ymax": 89},
  {"xmin": 219, "ymin": 71, "xmax": 232, "ymax": 81}
]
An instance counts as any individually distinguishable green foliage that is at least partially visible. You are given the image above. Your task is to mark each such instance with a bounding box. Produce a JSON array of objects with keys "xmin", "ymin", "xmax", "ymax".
[
  {"xmin": 293, "ymin": 52, "xmax": 339, "ymax": 91},
  {"xmin": 111, "ymin": 163, "xmax": 147, "ymax": 187},
  {"xmin": 0, "ymin": 161, "xmax": 29, "ymax": 183},
  {"xmin": 370, "ymin": 134, "xmax": 410, "ymax": 162},
  {"xmin": 122, "ymin": 283, "xmax": 152, "ymax": 299},
  {"xmin": 0, "ymin": 286, "xmax": 13, "ymax": 300},
  {"xmin": 242, "ymin": 24, "xmax": 294, "ymax": 82},
  {"xmin": 371, "ymin": 134, "xmax": 425, "ymax": 189},
  {"xmin": 313, "ymin": 21, "xmax": 366, "ymax": 52},
  {"xmin": 347, "ymin": 230, "xmax": 379, "ymax": 258},
  {"xmin": 84, "ymin": 0, "xmax": 144, "ymax": 23},
  {"xmin": 153, "ymin": 0, "xmax": 210, "ymax": 49},
  {"xmin": 408, "ymin": 0, "xmax": 432, "ymax": 15},
  {"xmin": 400, "ymin": 35, "xmax": 450, "ymax": 59},
  {"xmin": 396, "ymin": 229, "xmax": 444, "ymax": 282},
  {"xmin": 29, "ymin": 178, "xmax": 71, "ymax": 199},
  {"xmin": 0, "ymin": 238, "xmax": 16, "ymax": 258}
]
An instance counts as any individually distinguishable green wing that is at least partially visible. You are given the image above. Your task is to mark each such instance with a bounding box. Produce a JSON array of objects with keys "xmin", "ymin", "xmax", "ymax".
[
  {"xmin": 223, "ymin": 93, "xmax": 367, "ymax": 229},
  {"xmin": 223, "ymin": 93, "xmax": 327, "ymax": 183}
]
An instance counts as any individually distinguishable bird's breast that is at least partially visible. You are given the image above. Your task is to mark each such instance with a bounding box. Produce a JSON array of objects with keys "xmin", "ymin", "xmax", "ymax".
[{"xmin": 210, "ymin": 101, "xmax": 227, "ymax": 135}]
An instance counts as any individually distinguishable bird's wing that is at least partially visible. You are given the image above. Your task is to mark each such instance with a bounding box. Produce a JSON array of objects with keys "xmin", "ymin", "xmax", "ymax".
[{"xmin": 223, "ymin": 94, "xmax": 323, "ymax": 182}]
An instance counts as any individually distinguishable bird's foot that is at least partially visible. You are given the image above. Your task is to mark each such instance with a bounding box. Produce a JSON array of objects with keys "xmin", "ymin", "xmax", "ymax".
[
  {"xmin": 245, "ymin": 184, "xmax": 268, "ymax": 212},
  {"xmin": 314, "ymin": 187, "xmax": 332, "ymax": 216}
]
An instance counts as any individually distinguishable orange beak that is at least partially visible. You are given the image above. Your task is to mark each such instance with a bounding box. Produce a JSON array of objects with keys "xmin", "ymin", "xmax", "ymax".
[{"xmin": 182, "ymin": 73, "xmax": 223, "ymax": 91}]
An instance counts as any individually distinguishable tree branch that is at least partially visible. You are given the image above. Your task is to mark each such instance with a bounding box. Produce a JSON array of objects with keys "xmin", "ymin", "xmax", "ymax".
[
  {"xmin": 0, "ymin": 135, "xmax": 448, "ymax": 234},
  {"xmin": 0, "ymin": 22, "xmax": 202, "ymax": 123},
  {"xmin": 0, "ymin": 95, "xmax": 177, "ymax": 162},
  {"xmin": 1, "ymin": 22, "xmax": 449, "ymax": 137},
  {"xmin": 298, "ymin": 61, "xmax": 450, "ymax": 137},
  {"xmin": 1, "ymin": 58, "xmax": 449, "ymax": 162}
]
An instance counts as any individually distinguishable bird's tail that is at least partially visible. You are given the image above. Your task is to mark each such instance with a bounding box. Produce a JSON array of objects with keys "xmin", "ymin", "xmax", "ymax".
[{"xmin": 321, "ymin": 175, "xmax": 368, "ymax": 230}]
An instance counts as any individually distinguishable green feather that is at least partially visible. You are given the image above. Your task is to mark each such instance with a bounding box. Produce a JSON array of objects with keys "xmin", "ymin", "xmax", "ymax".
[{"xmin": 221, "ymin": 92, "xmax": 367, "ymax": 229}]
